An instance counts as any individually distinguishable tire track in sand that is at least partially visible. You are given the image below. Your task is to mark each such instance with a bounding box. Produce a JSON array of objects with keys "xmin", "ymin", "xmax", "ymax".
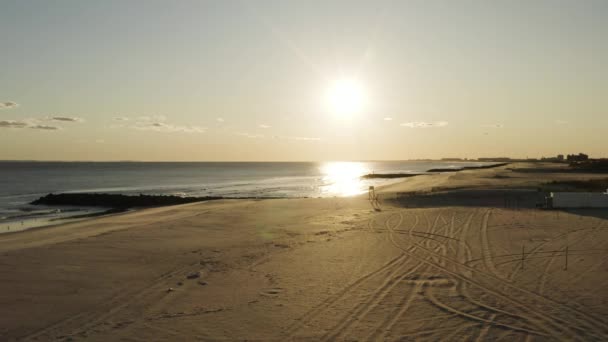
[
  {"xmin": 385, "ymin": 211, "xmax": 583, "ymax": 341},
  {"xmin": 285, "ymin": 212, "xmax": 413, "ymax": 337},
  {"xmin": 425, "ymin": 286, "xmax": 546, "ymax": 336},
  {"xmin": 321, "ymin": 211, "xmax": 449, "ymax": 341},
  {"xmin": 22, "ymin": 260, "xmax": 198, "ymax": 341},
  {"xmin": 413, "ymin": 211, "xmax": 608, "ymax": 340},
  {"xmin": 366, "ymin": 211, "xmax": 456, "ymax": 341},
  {"xmin": 319, "ymin": 212, "xmax": 416, "ymax": 341},
  {"xmin": 480, "ymin": 209, "xmax": 506, "ymax": 280}
]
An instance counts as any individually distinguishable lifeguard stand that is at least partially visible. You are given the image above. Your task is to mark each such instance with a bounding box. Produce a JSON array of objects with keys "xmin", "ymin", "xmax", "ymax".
[{"xmin": 368, "ymin": 186, "xmax": 381, "ymax": 211}]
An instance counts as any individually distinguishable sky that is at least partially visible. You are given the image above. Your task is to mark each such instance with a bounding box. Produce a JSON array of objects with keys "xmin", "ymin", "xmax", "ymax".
[{"xmin": 1, "ymin": 0, "xmax": 607, "ymax": 161}]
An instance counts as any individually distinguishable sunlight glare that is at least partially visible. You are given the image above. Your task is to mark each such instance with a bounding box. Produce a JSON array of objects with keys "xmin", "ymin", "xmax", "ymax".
[
  {"xmin": 326, "ymin": 79, "xmax": 367, "ymax": 118},
  {"xmin": 320, "ymin": 161, "xmax": 369, "ymax": 196}
]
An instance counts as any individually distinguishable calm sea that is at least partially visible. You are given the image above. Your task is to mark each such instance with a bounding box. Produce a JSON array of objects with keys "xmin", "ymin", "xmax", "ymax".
[{"xmin": 0, "ymin": 160, "xmax": 488, "ymax": 232}]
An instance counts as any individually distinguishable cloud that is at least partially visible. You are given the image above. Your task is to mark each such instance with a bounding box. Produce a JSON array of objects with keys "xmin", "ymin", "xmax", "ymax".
[
  {"xmin": 237, "ymin": 133, "xmax": 320, "ymax": 141},
  {"xmin": 29, "ymin": 124, "xmax": 60, "ymax": 130},
  {"xmin": 137, "ymin": 115, "xmax": 166, "ymax": 122},
  {"xmin": 134, "ymin": 121, "xmax": 206, "ymax": 133},
  {"xmin": 290, "ymin": 136, "xmax": 321, "ymax": 141},
  {"xmin": 481, "ymin": 123, "xmax": 503, "ymax": 128},
  {"xmin": 275, "ymin": 136, "xmax": 321, "ymax": 141},
  {"xmin": 0, "ymin": 101, "xmax": 18, "ymax": 109},
  {"xmin": 114, "ymin": 115, "xmax": 205, "ymax": 133},
  {"xmin": 49, "ymin": 116, "xmax": 84, "ymax": 122},
  {"xmin": 0, "ymin": 120, "xmax": 28, "ymax": 128},
  {"xmin": 400, "ymin": 121, "xmax": 448, "ymax": 128},
  {"xmin": 236, "ymin": 132, "xmax": 264, "ymax": 139},
  {"xmin": 258, "ymin": 124, "xmax": 271, "ymax": 129},
  {"xmin": 384, "ymin": 117, "xmax": 393, "ymax": 121},
  {"xmin": 1, "ymin": 118, "xmax": 61, "ymax": 130}
]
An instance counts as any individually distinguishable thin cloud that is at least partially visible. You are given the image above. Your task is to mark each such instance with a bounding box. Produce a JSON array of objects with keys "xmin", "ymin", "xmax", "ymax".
[
  {"xmin": 258, "ymin": 124, "xmax": 271, "ymax": 129},
  {"xmin": 1, "ymin": 118, "xmax": 61, "ymax": 130},
  {"xmin": 481, "ymin": 123, "xmax": 503, "ymax": 128},
  {"xmin": 216, "ymin": 118, "xmax": 225, "ymax": 122},
  {"xmin": 400, "ymin": 121, "xmax": 448, "ymax": 128},
  {"xmin": 236, "ymin": 132, "xmax": 264, "ymax": 139},
  {"xmin": 275, "ymin": 135, "xmax": 321, "ymax": 141},
  {"xmin": 291, "ymin": 136, "xmax": 321, "ymax": 141},
  {"xmin": 235, "ymin": 132, "xmax": 320, "ymax": 141},
  {"xmin": 137, "ymin": 115, "xmax": 166, "ymax": 122},
  {"xmin": 49, "ymin": 116, "xmax": 84, "ymax": 122},
  {"xmin": 134, "ymin": 122, "xmax": 206, "ymax": 133},
  {"xmin": 29, "ymin": 124, "xmax": 60, "ymax": 130},
  {"xmin": 0, "ymin": 102, "xmax": 18, "ymax": 109},
  {"xmin": 384, "ymin": 117, "xmax": 393, "ymax": 121},
  {"xmin": 0, "ymin": 120, "xmax": 28, "ymax": 128},
  {"xmin": 116, "ymin": 115, "xmax": 206, "ymax": 133}
]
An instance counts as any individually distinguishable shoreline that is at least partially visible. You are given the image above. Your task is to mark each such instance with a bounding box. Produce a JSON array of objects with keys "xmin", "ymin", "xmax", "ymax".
[
  {"xmin": 6, "ymin": 161, "xmax": 605, "ymax": 236},
  {"xmin": 0, "ymin": 207, "xmax": 135, "ymax": 238},
  {"xmin": 1, "ymin": 162, "xmax": 607, "ymax": 340},
  {"xmin": 1, "ymin": 161, "xmax": 606, "ymax": 248},
  {"xmin": 1, "ymin": 160, "xmax": 504, "ymax": 233},
  {"xmin": 362, "ymin": 162, "xmax": 509, "ymax": 179}
]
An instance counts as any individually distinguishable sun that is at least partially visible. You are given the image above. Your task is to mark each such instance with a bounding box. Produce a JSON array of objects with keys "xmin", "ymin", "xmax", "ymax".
[{"xmin": 326, "ymin": 79, "xmax": 367, "ymax": 118}]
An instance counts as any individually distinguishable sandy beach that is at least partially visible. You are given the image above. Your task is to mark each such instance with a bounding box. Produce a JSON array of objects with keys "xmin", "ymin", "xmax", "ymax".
[{"xmin": 1, "ymin": 162, "xmax": 607, "ymax": 341}]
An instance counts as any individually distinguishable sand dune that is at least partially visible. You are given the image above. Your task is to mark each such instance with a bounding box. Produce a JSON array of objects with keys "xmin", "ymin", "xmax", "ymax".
[{"xmin": 1, "ymin": 163, "xmax": 607, "ymax": 341}]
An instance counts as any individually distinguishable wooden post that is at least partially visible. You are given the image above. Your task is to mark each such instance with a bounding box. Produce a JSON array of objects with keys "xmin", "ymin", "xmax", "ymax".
[
  {"xmin": 565, "ymin": 224, "xmax": 569, "ymax": 271},
  {"xmin": 522, "ymin": 244, "xmax": 525, "ymax": 270}
]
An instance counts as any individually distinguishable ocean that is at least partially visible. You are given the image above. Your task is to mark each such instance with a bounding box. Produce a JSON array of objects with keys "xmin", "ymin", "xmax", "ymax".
[{"xmin": 0, "ymin": 160, "xmax": 489, "ymax": 233}]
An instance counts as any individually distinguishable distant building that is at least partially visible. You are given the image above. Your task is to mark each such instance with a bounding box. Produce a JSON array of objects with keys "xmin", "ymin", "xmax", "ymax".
[
  {"xmin": 567, "ymin": 153, "xmax": 589, "ymax": 162},
  {"xmin": 541, "ymin": 154, "xmax": 566, "ymax": 162}
]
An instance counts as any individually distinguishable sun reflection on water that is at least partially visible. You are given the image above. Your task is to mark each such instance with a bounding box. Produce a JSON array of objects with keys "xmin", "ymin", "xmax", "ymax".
[{"xmin": 320, "ymin": 161, "xmax": 370, "ymax": 197}]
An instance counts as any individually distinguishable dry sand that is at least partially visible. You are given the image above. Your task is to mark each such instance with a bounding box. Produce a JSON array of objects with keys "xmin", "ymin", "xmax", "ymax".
[{"xmin": 1, "ymin": 163, "xmax": 607, "ymax": 341}]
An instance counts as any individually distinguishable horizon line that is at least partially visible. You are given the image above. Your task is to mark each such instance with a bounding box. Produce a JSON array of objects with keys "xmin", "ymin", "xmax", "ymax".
[{"xmin": 0, "ymin": 157, "xmax": 589, "ymax": 163}]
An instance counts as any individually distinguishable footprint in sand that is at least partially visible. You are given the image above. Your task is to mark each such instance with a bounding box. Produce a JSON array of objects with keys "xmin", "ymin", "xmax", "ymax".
[{"xmin": 260, "ymin": 288, "xmax": 283, "ymax": 297}]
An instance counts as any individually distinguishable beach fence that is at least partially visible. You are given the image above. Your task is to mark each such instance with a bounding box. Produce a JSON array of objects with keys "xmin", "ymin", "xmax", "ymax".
[{"xmin": 519, "ymin": 241, "xmax": 571, "ymax": 271}]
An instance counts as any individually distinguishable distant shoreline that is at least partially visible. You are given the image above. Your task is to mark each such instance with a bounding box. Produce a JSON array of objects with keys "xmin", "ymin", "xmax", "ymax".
[
  {"xmin": 362, "ymin": 162, "xmax": 509, "ymax": 179},
  {"xmin": 426, "ymin": 162, "xmax": 509, "ymax": 172}
]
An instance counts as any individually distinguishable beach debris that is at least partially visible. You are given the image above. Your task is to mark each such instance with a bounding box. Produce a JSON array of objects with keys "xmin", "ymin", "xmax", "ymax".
[
  {"xmin": 198, "ymin": 280, "xmax": 208, "ymax": 286},
  {"xmin": 186, "ymin": 271, "xmax": 201, "ymax": 279},
  {"xmin": 166, "ymin": 287, "xmax": 175, "ymax": 293},
  {"xmin": 177, "ymin": 281, "xmax": 183, "ymax": 286}
]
